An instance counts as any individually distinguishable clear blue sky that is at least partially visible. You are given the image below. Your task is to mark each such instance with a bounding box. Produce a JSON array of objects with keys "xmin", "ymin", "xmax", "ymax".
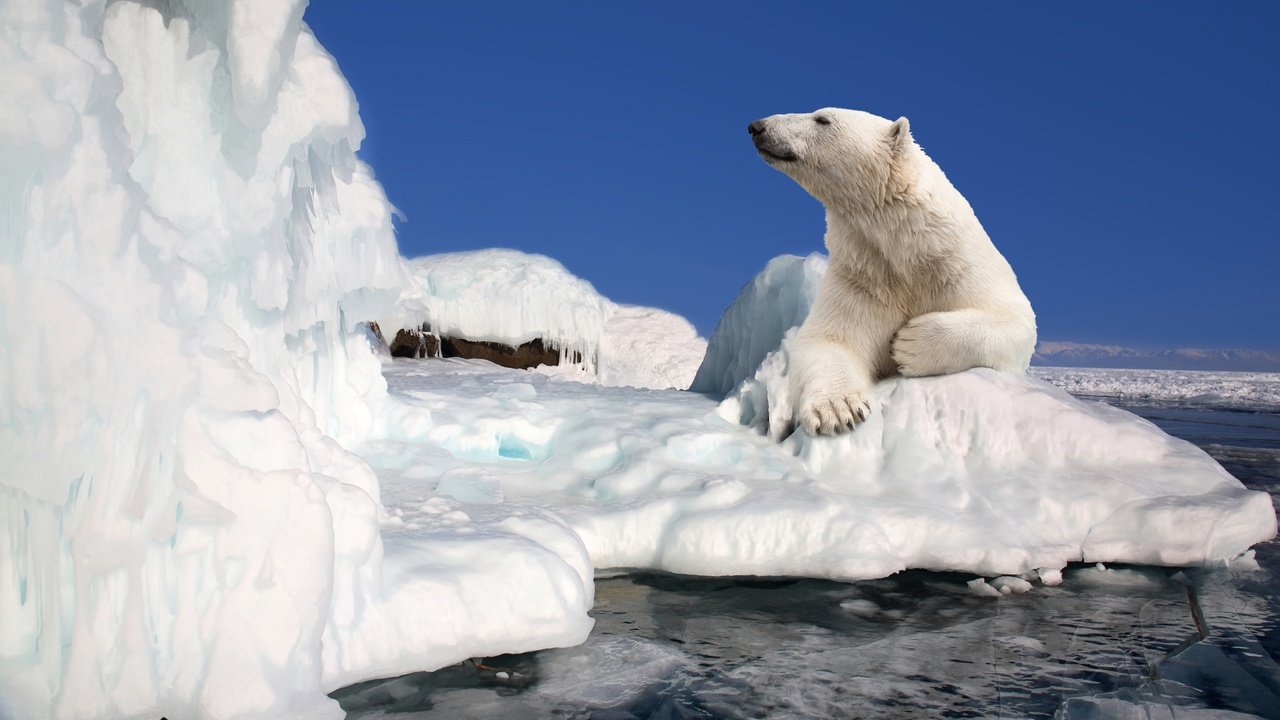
[{"xmin": 305, "ymin": 2, "xmax": 1279, "ymax": 350}]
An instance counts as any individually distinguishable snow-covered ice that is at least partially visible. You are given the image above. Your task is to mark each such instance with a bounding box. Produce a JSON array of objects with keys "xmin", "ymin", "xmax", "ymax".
[
  {"xmin": 370, "ymin": 358, "xmax": 1274, "ymax": 585},
  {"xmin": 392, "ymin": 248, "xmax": 707, "ymax": 390},
  {"xmin": 596, "ymin": 304, "xmax": 707, "ymax": 391},
  {"xmin": 396, "ymin": 250, "xmax": 612, "ymax": 371}
]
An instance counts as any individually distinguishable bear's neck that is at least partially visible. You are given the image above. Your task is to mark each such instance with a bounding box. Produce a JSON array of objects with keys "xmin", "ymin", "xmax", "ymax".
[{"xmin": 823, "ymin": 208, "xmax": 954, "ymax": 279}]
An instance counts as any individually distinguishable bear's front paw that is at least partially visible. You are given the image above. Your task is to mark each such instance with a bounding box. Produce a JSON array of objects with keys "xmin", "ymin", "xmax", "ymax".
[
  {"xmin": 798, "ymin": 390, "xmax": 872, "ymax": 436},
  {"xmin": 892, "ymin": 316, "xmax": 952, "ymax": 377}
]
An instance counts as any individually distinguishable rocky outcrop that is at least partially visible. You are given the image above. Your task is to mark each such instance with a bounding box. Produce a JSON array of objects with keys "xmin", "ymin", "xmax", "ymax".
[
  {"xmin": 370, "ymin": 321, "xmax": 578, "ymax": 369},
  {"xmin": 360, "ymin": 321, "xmax": 391, "ymax": 356},
  {"xmin": 441, "ymin": 336, "xmax": 577, "ymax": 369},
  {"xmin": 389, "ymin": 326, "xmax": 440, "ymax": 359}
]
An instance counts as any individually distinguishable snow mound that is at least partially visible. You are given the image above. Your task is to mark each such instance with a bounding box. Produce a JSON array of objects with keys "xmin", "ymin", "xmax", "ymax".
[
  {"xmin": 597, "ymin": 305, "xmax": 708, "ymax": 390},
  {"xmin": 690, "ymin": 253, "xmax": 826, "ymax": 396},
  {"xmin": 720, "ymin": 360, "xmax": 1275, "ymax": 573},
  {"xmin": 400, "ymin": 249, "xmax": 613, "ymax": 370},
  {"xmin": 396, "ymin": 248, "xmax": 707, "ymax": 390}
]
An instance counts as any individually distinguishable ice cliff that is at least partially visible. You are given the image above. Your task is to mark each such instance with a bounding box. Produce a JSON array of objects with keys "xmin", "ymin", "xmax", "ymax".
[{"xmin": 1, "ymin": 1, "xmax": 402, "ymax": 717}]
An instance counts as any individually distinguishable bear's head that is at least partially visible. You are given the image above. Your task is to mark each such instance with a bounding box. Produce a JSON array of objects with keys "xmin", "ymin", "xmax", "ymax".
[{"xmin": 748, "ymin": 108, "xmax": 918, "ymax": 210}]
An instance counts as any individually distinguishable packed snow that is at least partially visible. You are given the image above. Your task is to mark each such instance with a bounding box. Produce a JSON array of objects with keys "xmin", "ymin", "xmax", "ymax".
[
  {"xmin": 1032, "ymin": 366, "xmax": 1280, "ymax": 412},
  {"xmin": 1, "ymin": 2, "xmax": 1275, "ymax": 719}
]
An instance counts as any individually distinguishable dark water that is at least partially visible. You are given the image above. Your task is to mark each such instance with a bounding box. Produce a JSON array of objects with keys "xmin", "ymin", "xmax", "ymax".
[{"xmin": 335, "ymin": 404, "xmax": 1280, "ymax": 719}]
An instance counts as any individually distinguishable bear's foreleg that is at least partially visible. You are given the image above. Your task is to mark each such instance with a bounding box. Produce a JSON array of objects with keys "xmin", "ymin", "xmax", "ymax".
[
  {"xmin": 789, "ymin": 283, "xmax": 900, "ymax": 435},
  {"xmin": 789, "ymin": 335, "xmax": 874, "ymax": 434},
  {"xmin": 891, "ymin": 308, "xmax": 1035, "ymax": 377}
]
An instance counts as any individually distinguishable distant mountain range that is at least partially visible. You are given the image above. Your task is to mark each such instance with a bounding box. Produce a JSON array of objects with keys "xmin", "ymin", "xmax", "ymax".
[{"xmin": 1032, "ymin": 342, "xmax": 1280, "ymax": 372}]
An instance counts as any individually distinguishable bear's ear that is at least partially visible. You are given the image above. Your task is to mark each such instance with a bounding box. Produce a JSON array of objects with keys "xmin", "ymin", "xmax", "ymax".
[
  {"xmin": 886, "ymin": 116, "xmax": 917, "ymax": 202},
  {"xmin": 889, "ymin": 116, "xmax": 912, "ymax": 152}
]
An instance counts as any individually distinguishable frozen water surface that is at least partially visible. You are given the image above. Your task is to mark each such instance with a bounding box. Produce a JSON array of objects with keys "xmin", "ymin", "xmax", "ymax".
[{"xmin": 340, "ymin": 398, "xmax": 1280, "ymax": 719}]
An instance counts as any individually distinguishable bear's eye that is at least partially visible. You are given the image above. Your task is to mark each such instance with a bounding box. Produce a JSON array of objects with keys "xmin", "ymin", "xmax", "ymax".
[{"xmin": 814, "ymin": 115, "xmax": 832, "ymax": 126}]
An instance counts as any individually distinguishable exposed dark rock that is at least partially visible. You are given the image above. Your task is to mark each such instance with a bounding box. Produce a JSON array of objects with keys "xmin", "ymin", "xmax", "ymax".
[
  {"xmin": 360, "ymin": 321, "xmax": 390, "ymax": 356},
  {"xmin": 441, "ymin": 336, "xmax": 579, "ymax": 369},
  {"xmin": 375, "ymin": 319, "xmax": 579, "ymax": 369},
  {"xmin": 390, "ymin": 327, "xmax": 440, "ymax": 359}
]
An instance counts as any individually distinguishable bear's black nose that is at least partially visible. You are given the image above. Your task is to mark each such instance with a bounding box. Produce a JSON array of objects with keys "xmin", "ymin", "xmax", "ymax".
[{"xmin": 748, "ymin": 120, "xmax": 766, "ymax": 136}]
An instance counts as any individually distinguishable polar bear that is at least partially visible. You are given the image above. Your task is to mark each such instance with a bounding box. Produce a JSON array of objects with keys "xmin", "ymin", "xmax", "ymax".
[{"xmin": 749, "ymin": 108, "xmax": 1036, "ymax": 435}]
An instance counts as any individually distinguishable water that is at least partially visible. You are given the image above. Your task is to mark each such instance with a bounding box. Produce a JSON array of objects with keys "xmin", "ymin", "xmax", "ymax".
[{"xmin": 335, "ymin": 403, "xmax": 1280, "ymax": 719}]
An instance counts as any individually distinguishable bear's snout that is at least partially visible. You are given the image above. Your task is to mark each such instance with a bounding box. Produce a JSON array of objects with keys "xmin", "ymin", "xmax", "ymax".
[{"xmin": 749, "ymin": 117, "xmax": 797, "ymax": 163}]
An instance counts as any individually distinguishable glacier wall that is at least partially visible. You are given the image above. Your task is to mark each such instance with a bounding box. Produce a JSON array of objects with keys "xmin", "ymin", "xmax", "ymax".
[{"xmin": 0, "ymin": 1, "xmax": 403, "ymax": 717}]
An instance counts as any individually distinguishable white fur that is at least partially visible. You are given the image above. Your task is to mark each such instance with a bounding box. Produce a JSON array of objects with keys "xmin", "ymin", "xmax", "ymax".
[{"xmin": 751, "ymin": 108, "xmax": 1036, "ymax": 435}]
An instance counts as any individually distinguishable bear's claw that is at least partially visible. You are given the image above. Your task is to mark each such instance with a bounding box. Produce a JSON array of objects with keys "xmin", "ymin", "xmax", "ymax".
[{"xmin": 798, "ymin": 392, "xmax": 872, "ymax": 436}]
